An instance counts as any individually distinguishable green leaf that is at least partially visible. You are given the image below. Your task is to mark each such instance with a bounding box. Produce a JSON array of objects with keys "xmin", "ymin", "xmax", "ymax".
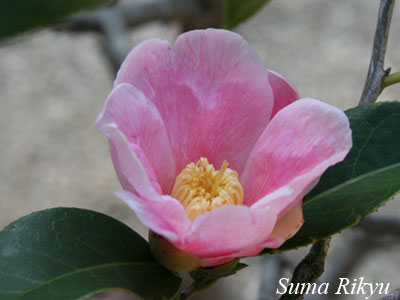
[
  {"xmin": 0, "ymin": 0, "xmax": 111, "ymax": 41},
  {"xmin": 0, "ymin": 208, "xmax": 181, "ymax": 300},
  {"xmin": 222, "ymin": 0, "xmax": 270, "ymax": 28},
  {"xmin": 265, "ymin": 102, "xmax": 400, "ymax": 253}
]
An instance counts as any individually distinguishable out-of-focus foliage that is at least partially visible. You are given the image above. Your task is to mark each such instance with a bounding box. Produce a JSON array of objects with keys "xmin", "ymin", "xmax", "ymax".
[
  {"xmin": 0, "ymin": 0, "xmax": 112, "ymax": 41},
  {"xmin": 222, "ymin": 0, "xmax": 270, "ymax": 28}
]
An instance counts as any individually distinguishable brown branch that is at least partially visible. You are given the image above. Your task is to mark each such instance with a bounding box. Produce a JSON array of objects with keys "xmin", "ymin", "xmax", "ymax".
[
  {"xmin": 376, "ymin": 289, "xmax": 400, "ymax": 300},
  {"xmin": 279, "ymin": 239, "xmax": 331, "ymax": 300},
  {"xmin": 359, "ymin": 0, "xmax": 395, "ymax": 105}
]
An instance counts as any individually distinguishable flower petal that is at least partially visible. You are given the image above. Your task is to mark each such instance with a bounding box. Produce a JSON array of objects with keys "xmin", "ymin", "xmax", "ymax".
[
  {"xmin": 97, "ymin": 122, "xmax": 190, "ymax": 243},
  {"xmin": 96, "ymin": 84, "xmax": 176, "ymax": 194},
  {"xmin": 115, "ymin": 29, "xmax": 274, "ymax": 175},
  {"xmin": 268, "ymin": 70, "xmax": 299, "ymax": 118},
  {"xmin": 198, "ymin": 200, "xmax": 304, "ymax": 260},
  {"xmin": 114, "ymin": 39, "xmax": 171, "ymax": 95},
  {"xmin": 267, "ymin": 200, "xmax": 304, "ymax": 246},
  {"xmin": 199, "ymin": 245, "xmax": 264, "ymax": 267},
  {"xmin": 116, "ymin": 190, "xmax": 190, "ymax": 244},
  {"xmin": 242, "ymin": 98, "xmax": 352, "ymax": 215},
  {"xmin": 180, "ymin": 205, "xmax": 277, "ymax": 260},
  {"xmin": 98, "ymin": 123, "xmax": 157, "ymax": 197}
]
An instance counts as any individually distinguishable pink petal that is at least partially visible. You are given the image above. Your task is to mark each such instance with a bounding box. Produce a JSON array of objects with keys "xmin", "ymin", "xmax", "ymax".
[
  {"xmin": 199, "ymin": 245, "xmax": 265, "ymax": 267},
  {"xmin": 180, "ymin": 205, "xmax": 277, "ymax": 259},
  {"xmin": 98, "ymin": 123, "xmax": 158, "ymax": 197},
  {"xmin": 115, "ymin": 29, "xmax": 274, "ymax": 175},
  {"xmin": 269, "ymin": 201, "xmax": 303, "ymax": 239},
  {"xmin": 268, "ymin": 70, "xmax": 299, "ymax": 118},
  {"xmin": 96, "ymin": 122, "xmax": 190, "ymax": 244},
  {"xmin": 116, "ymin": 190, "xmax": 190, "ymax": 245},
  {"xmin": 96, "ymin": 84, "xmax": 176, "ymax": 194},
  {"xmin": 201, "ymin": 198, "xmax": 304, "ymax": 256},
  {"xmin": 242, "ymin": 98, "xmax": 352, "ymax": 215},
  {"xmin": 114, "ymin": 39, "xmax": 171, "ymax": 95}
]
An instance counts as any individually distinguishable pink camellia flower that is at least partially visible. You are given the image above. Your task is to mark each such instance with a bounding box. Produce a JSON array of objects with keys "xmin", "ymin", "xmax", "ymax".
[{"xmin": 96, "ymin": 29, "xmax": 352, "ymax": 271}]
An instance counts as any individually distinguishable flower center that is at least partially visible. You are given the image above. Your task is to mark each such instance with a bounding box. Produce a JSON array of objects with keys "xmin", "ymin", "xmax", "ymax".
[{"xmin": 171, "ymin": 157, "xmax": 243, "ymax": 220}]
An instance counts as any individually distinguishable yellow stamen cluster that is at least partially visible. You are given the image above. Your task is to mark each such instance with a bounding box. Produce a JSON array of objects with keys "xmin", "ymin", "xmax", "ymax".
[{"xmin": 171, "ymin": 158, "xmax": 243, "ymax": 220}]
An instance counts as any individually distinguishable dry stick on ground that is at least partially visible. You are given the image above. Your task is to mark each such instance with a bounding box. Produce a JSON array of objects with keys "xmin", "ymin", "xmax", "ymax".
[
  {"xmin": 359, "ymin": 0, "xmax": 396, "ymax": 105},
  {"xmin": 278, "ymin": 239, "xmax": 331, "ymax": 300},
  {"xmin": 376, "ymin": 289, "xmax": 400, "ymax": 300}
]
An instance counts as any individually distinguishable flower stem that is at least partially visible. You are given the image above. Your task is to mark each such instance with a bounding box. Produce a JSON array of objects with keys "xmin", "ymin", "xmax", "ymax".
[
  {"xmin": 181, "ymin": 284, "xmax": 198, "ymax": 300},
  {"xmin": 382, "ymin": 71, "xmax": 400, "ymax": 89}
]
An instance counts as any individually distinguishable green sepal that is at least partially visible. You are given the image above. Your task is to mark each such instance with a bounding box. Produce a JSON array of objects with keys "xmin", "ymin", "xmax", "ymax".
[{"xmin": 190, "ymin": 259, "xmax": 247, "ymax": 290}]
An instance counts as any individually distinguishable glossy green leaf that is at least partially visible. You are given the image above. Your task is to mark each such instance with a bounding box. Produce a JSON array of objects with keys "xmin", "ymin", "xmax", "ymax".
[
  {"xmin": 0, "ymin": 0, "xmax": 111, "ymax": 41},
  {"xmin": 222, "ymin": 0, "xmax": 270, "ymax": 28},
  {"xmin": 265, "ymin": 102, "xmax": 400, "ymax": 253},
  {"xmin": 0, "ymin": 208, "xmax": 181, "ymax": 300}
]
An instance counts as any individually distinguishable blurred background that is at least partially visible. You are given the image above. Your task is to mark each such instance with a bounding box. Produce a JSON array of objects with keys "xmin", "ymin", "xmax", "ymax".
[{"xmin": 0, "ymin": 0, "xmax": 399, "ymax": 299}]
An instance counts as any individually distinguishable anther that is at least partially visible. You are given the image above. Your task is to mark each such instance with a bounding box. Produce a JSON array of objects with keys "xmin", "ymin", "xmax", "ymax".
[{"xmin": 171, "ymin": 158, "xmax": 243, "ymax": 220}]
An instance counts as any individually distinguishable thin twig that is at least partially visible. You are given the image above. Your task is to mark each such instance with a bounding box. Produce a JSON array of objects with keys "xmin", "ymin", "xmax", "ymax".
[
  {"xmin": 276, "ymin": 1, "xmax": 396, "ymax": 299},
  {"xmin": 376, "ymin": 289, "xmax": 400, "ymax": 300},
  {"xmin": 61, "ymin": 0, "xmax": 201, "ymax": 32},
  {"xmin": 279, "ymin": 239, "xmax": 331, "ymax": 300},
  {"xmin": 181, "ymin": 284, "xmax": 198, "ymax": 300},
  {"xmin": 263, "ymin": 2, "xmax": 398, "ymax": 298},
  {"xmin": 57, "ymin": 0, "xmax": 203, "ymax": 71},
  {"xmin": 382, "ymin": 71, "xmax": 400, "ymax": 88},
  {"xmin": 359, "ymin": 0, "xmax": 395, "ymax": 105}
]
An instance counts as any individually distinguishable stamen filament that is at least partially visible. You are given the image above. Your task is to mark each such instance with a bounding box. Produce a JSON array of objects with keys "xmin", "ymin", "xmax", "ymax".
[{"xmin": 211, "ymin": 160, "xmax": 228, "ymax": 196}]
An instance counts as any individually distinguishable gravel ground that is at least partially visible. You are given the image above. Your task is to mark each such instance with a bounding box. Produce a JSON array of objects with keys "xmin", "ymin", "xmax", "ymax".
[{"xmin": 1, "ymin": 1, "xmax": 399, "ymax": 299}]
